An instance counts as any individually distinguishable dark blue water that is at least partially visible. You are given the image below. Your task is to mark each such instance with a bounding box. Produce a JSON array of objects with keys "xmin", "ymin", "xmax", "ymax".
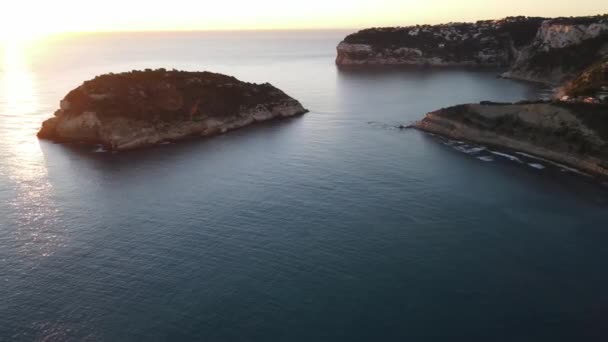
[{"xmin": 1, "ymin": 31, "xmax": 608, "ymax": 341}]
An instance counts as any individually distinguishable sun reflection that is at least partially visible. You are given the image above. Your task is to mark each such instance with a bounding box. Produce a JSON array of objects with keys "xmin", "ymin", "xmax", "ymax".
[
  {"xmin": 1, "ymin": 40, "xmax": 44, "ymax": 175},
  {"xmin": 1, "ymin": 40, "xmax": 65, "ymax": 259}
]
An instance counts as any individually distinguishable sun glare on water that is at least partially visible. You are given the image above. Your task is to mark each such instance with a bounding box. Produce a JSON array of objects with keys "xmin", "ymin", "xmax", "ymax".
[
  {"xmin": 0, "ymin": 3, "xmax": 63, "ymax": 260},
  {"xmin": 0, "ymin": 7, "xmax": 46, "ymax": 181}
]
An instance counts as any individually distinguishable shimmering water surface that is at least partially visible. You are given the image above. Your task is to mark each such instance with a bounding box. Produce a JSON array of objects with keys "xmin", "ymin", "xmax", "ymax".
[{"xmin": 1, "ymin": 31, "xmax": 608, "ymax": 341}]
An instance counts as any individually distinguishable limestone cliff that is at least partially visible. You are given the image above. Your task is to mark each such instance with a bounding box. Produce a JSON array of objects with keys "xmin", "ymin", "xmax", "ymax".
[
  {"xmin": 37, "ymin": 69, "xmax": 308, "ymax": 150},
  {"xmin": 502, "ymin": 17, "xmax": 608, "ymax": 83},
  {"xmin": 413, "ymin": 102, "xmax": 608, "ymax": 177},
  {"xmin": 337, "ymin": 15, "xmax": 608, "ymax": 84}
]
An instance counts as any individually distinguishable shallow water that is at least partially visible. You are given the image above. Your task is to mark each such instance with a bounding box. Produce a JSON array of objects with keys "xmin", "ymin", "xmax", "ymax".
[{"xmin": 1, "ymin": 31, "xmax": 608, "ymax": 341}]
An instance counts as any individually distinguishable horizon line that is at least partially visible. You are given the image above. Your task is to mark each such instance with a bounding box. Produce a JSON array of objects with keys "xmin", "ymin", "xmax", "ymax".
[{"xmin": 15, "ymin": 11, "xmax": 608, "ymax": 41}]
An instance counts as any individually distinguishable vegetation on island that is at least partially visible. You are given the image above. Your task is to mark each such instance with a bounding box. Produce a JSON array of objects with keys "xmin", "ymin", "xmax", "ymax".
[{"xmin": 62, "ymin": 69, "xmax": 291, "ymax": 123}]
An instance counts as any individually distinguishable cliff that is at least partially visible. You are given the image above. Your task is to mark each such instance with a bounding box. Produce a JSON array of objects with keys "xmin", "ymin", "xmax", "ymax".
[
  {"xmin": 413, "ymin": 102, "xmax": 608, "ymax": 177},
  {"xmin": 343, "ymin": 15, "xmax": 608, "ymax": 177},
  {"xmin": 502, "ymin": 17, "xmax": 608, "ymax": 83},
  {"xmin": 337, "ymin": 17, "xmax": 545, "ymax": 67},
  {"xmin": 337, "ymin": 15, "xmax": 608, "ymax": 84},
  {"xmin": 37, "ymin": 69, "xmax": 308, "ymax": 150}
]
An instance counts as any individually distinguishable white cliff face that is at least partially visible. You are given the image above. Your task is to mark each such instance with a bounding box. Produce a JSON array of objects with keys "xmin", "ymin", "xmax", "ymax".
[
  {"xmin": 53, "ymin": 109, "xmax": 102, "ymax": 142},
  {"xmin": 43, "ymin": 101, "xmax": 306, "ymax": 151},
  {"xmin": 503, "ymin": 18, "xmax": 608, "ymax": 84},
  {"xmin": 536, "ymin": 21, "xmax": 608, "ymax": 50},
  {"xmin": 336, "ymin": 42, "xmax": 495, "ymax": 66},
  {"xmin": 337, "ymin": 42, "xmax": 506, "ymax": 66},
  {"xmin": 335, "ymin": 42, "xmax": 374, "ymax": 65},
  {"xmin": 336, "ymin": 42, "xmax": 373, "ymax": 55}
]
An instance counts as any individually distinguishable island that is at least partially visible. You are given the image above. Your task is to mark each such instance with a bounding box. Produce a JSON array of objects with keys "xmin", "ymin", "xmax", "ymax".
[
  {"xmin": 37, "ymin": 69, "xmax": 308, "ymax": 150},
  {"xmin": 336, "ymin": 15, "xmax": 608, "ymax": 84}
]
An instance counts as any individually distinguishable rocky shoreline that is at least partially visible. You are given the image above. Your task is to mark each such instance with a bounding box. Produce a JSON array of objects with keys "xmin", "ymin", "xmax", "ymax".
[
  {"xmin": 412, "ymin": 102, "xmax": 608, "ymax": 177},
  {"xmin": 337, "ymin": 15, "xmax": 608, "ymax": 85},
  {"xmin": 38, "ymin": 69, "xmax": 308, "ymax": 150},
  {"xmin": 351, "ymin": 15, "xmax": 608, "ymax": 177}
]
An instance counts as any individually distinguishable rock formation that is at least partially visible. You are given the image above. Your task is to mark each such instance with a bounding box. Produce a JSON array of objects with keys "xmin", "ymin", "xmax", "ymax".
[
  {"xmin": 413, "ymin": 102, "xmax": 608, "ymax": 176},
  {"xmin": 38, "ymin": 69, "xmax": 308, "ymax": 150},
  {"xmin": 340, "ymin": 15, "xmax": 608, "ymax": 177},
  {"xmin": 502, "ymin": 17, "xmax": 608, "ymax": 83},
  {"xmin": 337, "ymin": 15, "xmax": 608, "ymax": 84}
]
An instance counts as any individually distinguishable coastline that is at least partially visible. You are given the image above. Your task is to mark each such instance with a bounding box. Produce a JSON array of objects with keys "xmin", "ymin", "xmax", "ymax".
[{"xmin": 412, "ymin": 104, "xmax": 608, "ymax": 178}]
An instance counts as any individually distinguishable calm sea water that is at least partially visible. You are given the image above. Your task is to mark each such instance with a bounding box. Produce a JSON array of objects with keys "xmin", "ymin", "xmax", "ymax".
[{"xmin": 1, "ymin": 31, "xmax": 608, "ymax": 341}]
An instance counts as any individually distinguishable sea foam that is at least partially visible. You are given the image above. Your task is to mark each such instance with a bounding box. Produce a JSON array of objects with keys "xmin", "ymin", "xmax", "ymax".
[{"xmin": 489, "ymin": 151, "xmax": 523, "ymax": 163}]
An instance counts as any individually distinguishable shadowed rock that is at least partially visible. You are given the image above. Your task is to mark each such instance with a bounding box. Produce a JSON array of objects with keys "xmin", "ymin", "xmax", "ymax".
[{"xmin": 38, "ymin": 69, "xmax": 308, "ymax": 150}]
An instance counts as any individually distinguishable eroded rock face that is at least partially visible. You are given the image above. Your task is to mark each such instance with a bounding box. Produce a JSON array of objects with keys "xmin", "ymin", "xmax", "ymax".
[
  {"xmin": 503, "ymin": 17, "xmax": 608, "ymax": 83},
  {"xmin": 37, "ymin": 70, "xmax": 308, "ymax": 150},
  {"xmin": 536, "ymin": 22, "xmax": 608, "ymax": 50},
  {"xmin": 337, "ymin": 15, "xmax": 608, "ymax": 84},
  {"xmin": 413, "ymin": 102, "xmax": 608, "ymax": 176}
]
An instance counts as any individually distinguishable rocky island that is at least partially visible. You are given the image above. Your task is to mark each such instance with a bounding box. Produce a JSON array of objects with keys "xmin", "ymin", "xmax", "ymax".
[
  {"xmin": 38, "ymin": 69, "xmax": 308, "ymax": 150},
  {"xmin": 337, "ymin": 15, "xmax": 608, "ymax": 84}
]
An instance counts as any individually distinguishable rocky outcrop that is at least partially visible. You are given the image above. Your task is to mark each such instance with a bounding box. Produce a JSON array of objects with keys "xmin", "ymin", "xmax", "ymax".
[
  {"xmin": 413, "ymin": 102, "xmax": 608, "ymax": 177},
  {"xmin": 38, "ymin": 69, "xmax": 308, "ymax": 150},
  {"xmin": 352, "ymin": 15, "xmax": 608, "ymax": 176},
  {"xmin": 502, "ymin": 17, "xmax": 608, "ymax": 83},
  {"xmin": 337, "ymin": 15, "xmax": 608, "ymax": 84}
]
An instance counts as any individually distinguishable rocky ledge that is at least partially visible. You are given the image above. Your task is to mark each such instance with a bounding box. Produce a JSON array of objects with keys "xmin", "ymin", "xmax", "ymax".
[
  {"xmin": 337, "ymin": 15, "xmax": 608, "ymax": 84},
  {"xmin": 38, "ymin": 69, "xmax": 308, "ymax": 150},
  {"xmin": 413, "ymin": 101, "xmax": 608, "ymax": 177}
]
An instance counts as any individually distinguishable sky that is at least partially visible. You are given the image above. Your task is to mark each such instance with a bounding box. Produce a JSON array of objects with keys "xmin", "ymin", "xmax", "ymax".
[{"xmin": 0, "ymin": 0, "xmax": 606, "ymax": 40}]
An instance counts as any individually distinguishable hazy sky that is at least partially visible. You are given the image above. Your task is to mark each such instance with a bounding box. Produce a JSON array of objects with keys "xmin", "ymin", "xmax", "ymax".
[{"xmin": 1, "ymin": 0, "xmax": 606, "ymax": 38}]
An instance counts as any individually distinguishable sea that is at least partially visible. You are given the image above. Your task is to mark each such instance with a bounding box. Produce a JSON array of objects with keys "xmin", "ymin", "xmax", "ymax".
[{"xmin": 1, "ymin": 30, "xmax": 608, "ymax": 341}]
